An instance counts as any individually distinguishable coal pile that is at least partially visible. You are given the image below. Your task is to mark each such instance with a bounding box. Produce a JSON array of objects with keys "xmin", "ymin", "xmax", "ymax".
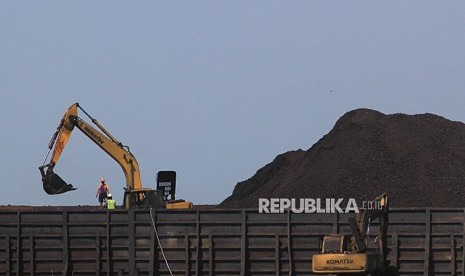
[{"xmin": 221, "ymin": 109, "xmax": 465, "ymax": 208}]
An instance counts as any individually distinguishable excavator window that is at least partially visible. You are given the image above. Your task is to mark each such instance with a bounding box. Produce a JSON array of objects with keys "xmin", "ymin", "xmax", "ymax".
[{"xmin": 322, "ymin": 235, "xmax": 344, "ymax": 253}]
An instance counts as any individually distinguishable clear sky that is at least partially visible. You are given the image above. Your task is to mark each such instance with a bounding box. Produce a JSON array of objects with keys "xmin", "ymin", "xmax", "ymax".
[{"xmin": 1, "ymin": 1, "xmax": 464, "ymax": 206}]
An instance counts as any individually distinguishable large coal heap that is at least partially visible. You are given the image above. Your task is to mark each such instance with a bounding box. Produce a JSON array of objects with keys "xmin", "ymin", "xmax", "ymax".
[{"xmin": 221, "ymin": 108, "xmax": 465, "ymax": 208}]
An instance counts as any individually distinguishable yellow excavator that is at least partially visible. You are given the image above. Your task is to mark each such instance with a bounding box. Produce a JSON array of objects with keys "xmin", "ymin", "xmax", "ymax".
[
  {"xmin": 312, "ymin": 193, "xmax": 389, "ymax": 275},
  {"xmin": 39, "ymin": 103, "xmax": 193, "ymax": 209}
]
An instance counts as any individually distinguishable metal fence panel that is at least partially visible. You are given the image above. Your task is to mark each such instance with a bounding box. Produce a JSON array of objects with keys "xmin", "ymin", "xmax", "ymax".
[{"xmin": 1, "ymin": 208, "xmax": 465, "ymax": 275}]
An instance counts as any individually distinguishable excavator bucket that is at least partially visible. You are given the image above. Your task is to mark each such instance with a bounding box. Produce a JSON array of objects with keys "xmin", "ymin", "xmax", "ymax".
[{"xmin": 40, "ymin": 169, "xmax": 76, "ymax": 195}]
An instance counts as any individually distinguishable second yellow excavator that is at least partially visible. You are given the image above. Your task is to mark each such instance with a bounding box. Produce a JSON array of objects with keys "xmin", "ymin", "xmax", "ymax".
[
  {"xmin": 39, "ymin": 103, "xmax": 193, "ymax": 209},
  {"xmin": 312, "ymin": 193, "xmax": 389, "ymax": 275}
]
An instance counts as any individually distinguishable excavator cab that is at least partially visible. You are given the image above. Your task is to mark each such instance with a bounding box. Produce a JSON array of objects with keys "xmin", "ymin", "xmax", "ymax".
[
  {"xmin": 40, "ymin": 168, "xmax": 76, "ymax": 195},
  {"xmin": 321, "ymin": 234, "xmax": 351, "ymax": 253},
  {"xmin": 123, "ymin": 188, "xmax": 166, "ymax": 209}
]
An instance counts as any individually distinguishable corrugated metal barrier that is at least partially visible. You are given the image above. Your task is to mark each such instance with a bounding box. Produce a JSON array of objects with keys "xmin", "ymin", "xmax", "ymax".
[{"xmin": 0, "ymin": 208, "xmax": 464, "ymax": 275}]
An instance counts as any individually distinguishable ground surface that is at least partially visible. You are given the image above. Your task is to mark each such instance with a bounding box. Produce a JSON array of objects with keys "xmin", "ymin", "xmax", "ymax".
[{"xmin": 221, "ymin": 109, "xmax": 465, "ymax": 208}]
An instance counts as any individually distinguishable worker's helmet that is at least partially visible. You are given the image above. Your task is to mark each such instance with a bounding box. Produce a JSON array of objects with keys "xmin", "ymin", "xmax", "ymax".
[
  {"xmin": 108, "ymin": 194, "xmax": 112, "ymax": 198},
  {"xmin": 100, "ymin": 177, "xmax": 105, "ymax": 182}
]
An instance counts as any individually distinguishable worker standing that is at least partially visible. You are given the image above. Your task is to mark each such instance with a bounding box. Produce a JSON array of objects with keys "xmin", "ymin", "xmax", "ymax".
[
  {"xmin": 106, "ymin": 194, "xmax": 116, "ymax": 210},
  {"xmin": 96, "ymin": 177, "xmax": 110, "ymax": 207}
]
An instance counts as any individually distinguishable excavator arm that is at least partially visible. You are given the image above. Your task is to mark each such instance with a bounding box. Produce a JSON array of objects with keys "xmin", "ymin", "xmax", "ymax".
[
  {"xmin": 39, "ymin": 103, "xmax": 142, "ymax": 195},
  {"xmin": 39, "ymin": 104, "xmax": 78, "ymax": 194},
  {"xmin": 348, "ymin": 193, "xmax": 389, "ymax": 266},
  {"xmin": 349, "ymin": 193, "xmax": 389, "ymax": 252}
]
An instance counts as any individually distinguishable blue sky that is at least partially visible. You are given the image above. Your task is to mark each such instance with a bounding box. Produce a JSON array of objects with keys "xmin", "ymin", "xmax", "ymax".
[{"xmin": 1, "ymin": 1, "xmax": 464, "ymax": 206}]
